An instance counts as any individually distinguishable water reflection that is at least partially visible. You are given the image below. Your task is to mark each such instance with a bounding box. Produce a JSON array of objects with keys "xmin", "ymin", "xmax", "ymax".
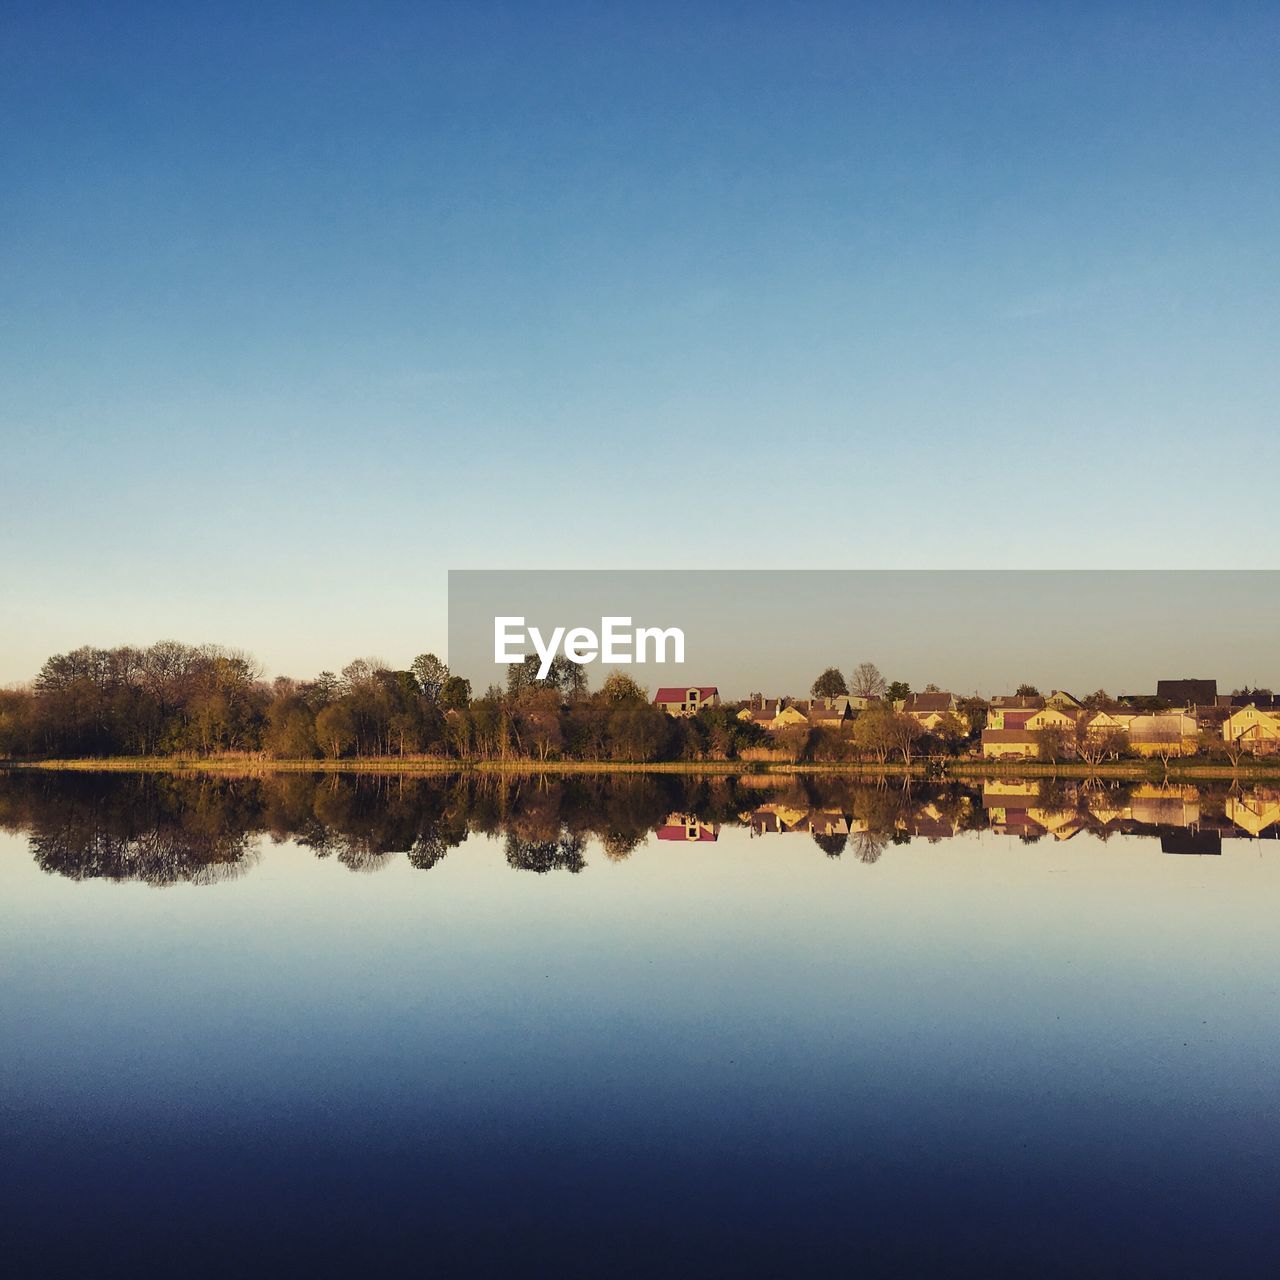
[{"xmin": 0, "ymin": 771, "xmax": 1275, "ymax": 887}]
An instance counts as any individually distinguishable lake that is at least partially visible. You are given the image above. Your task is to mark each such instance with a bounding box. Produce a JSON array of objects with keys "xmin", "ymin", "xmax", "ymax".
[{"xmin": 2, "ymin": 770, "xmax": 1278, "ymax": 1277}]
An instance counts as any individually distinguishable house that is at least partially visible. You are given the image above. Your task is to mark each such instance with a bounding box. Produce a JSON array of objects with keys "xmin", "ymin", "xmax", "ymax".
[
  {"xmin": 795, "ymin": 699, "xmax": 853, "ymax": 729},
  {"xmin": 1045, "ymin": 690, "xmax": 1084, "ymax": 711},
  {"xmin": 821, "ymin": 694, "xmax": 874, "ymax": 716},
  {"xmin": 981, "ymin": 728, "xmax": 1039, "ymax": 760},
  {"xmin": 1025, "ymin": 704, "xmax": 1081, "ymax": 732},
  {"xmin": 1216, "ymin": 692, "xmax": 1280, "ymax": 711},
  {"xmin": 738, "ymin": 697, "xmax": 852, "ymax": 732},
  {"xmin": 1157, "ymin": 678, "xmax": 1217, "ymax": 707},
  {"xmin": 1126, "ymin": 710, "xmax": 1198, "ymax": 757},
  {"xmin": 901, "ymin": 692, "xmax": 961, "ymax": 731},
  {"xmin": 1223, "ymin": 704, "xmax": 1280, "ymax": 755},
  {"xmin": 737, "ymin": 699, "xmax": 807, "ymax": 731},
  {"xmin": 987, "ymin": 695, "xmax": 1043, "ymax": 729},
  {"xmin": 654, "ymin": 686, "xmax": 719, "ymax": 717}
]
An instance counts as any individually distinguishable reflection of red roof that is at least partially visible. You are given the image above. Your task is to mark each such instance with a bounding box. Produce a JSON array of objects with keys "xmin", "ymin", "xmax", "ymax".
[
  {"xmin": 656, "ymin": 824, "xmax": 718, "ymax": 841},
  {"xmin": 654, "ymin": 686, "xmax": 718, "ymax": 703}
]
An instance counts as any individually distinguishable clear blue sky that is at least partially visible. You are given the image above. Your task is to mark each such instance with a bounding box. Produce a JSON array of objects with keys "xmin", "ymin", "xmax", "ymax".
[{"xmin": 2, "ymin": 2, "xmax": 1277, "ymax": 683}]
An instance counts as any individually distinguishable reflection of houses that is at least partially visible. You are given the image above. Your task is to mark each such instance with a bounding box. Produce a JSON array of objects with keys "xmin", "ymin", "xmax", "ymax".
[
  {"xmin": 655, "ymin": 813, "xmax": 720, "ymax": 841},
  {"xmin": 1223, "ymin": 704, "xmax": 1280, "ymax": 755},
  {"xmin": 654, "ymin": 686, "xmax": 719, "ymax": 717},
  {"xmin": 1130, "ymin": 783, "xmax": 1200, "ymax": 828},
  {"xmin": 1225, "ymin": 790, "xmax": 1280, "ymax": 837},
  {"xmin": 906, "ymin": 801, "xmax": 965, "ymax": 841},
  {"xmin": 982, "ymin": 781, "xmax": 1049, "ymax": 837},
  {"xmin": 743, "ymin": 803, "xmax": 863, "ymax": 837}
]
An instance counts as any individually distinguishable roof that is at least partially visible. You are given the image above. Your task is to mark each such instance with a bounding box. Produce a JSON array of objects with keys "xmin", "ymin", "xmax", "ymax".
[
  {"xmin": 653, "ymin": 686, "xmax": 718, "ymax": 703},
  {"xmin": 1156, "ymin": 679, "xmax": 1217, "ymax": 705},
  {"xmin": 1001, "ymin": 710, "xmax": 1036, "ymax": 728},
  {"xmin": 903, "ymin": 692, "xmax": 954, "ymax": 713},
  {"xmin": 982, "ymin": 729, "xmax": 1039, "ymax": 743},
  {"xmin": 990, "ymin": 695, "xmax": 1044, "ymax": 709},
  {"xmin": 1218, "ymin": 693, "xmax": 1280, "ymax": 710}
]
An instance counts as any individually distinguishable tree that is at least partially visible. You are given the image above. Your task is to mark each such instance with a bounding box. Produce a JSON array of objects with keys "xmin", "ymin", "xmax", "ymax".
[
  {"xmin": 811, "ymin": 667, "xmax": 849, "ymax": 699},
  {"xmin": 600, "ymin": 671, "xmax": 647, "ymax": 703},
  {"xmin": 887, "ymin": 711, "xmax": 924, "ymax": 765},
  {"xmin": 850, "ymin": 662, "xmax": 887, "ymax": 700},
  {"xmin": 411, "ymin": 653, "xmax": 449, "ymax": 702},
  {"xmin": 1034, "ymin": 724, "xmax": 1070, "ymax": 763},
  {"xmin": 1075, "ymin": 720, "xmax": 1127, "ymax": 768},
  {"xmin": 933, "ymin": 712, "xmax": 968, "ymax": 756},
  {"xmin": 1016, "ymin": 683, "xmax": 1041, "ymax": 697},
  {"xmin": 957, "ymin": 695, "xmax": 988, "ymax": 736},
  {"xmin": 315, "ymin": 703, "xmax": 356, "ymax": 759},
  {"xmin": 439, "ymin": 675, "xmax": 471, "ymax": 710},
  {"xmin": 885, "ymin": 680, "xmax": 911, "ymax": 703},
  {"xmin": 1146, "ymin": 716, "xmax": 1185, "ymax": 770},
  {"xmin": 852, "ymin": 702, "xmax": 896, "ymax": 764}
]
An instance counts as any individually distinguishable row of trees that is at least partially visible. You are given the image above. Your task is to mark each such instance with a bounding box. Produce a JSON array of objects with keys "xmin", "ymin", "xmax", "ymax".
[{"xmin": 0, "ymin": 641, "xmax": 771, "ymax": 763}]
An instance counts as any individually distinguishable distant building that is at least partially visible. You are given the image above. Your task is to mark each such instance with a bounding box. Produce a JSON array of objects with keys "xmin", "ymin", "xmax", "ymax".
[
  {"xmin": 653, "ymin": 686, "xmax": 719, "ymax": 717},
  {"xmin": 1156, "ymin": 678, "xmax": 1218, "ymax": 707}
]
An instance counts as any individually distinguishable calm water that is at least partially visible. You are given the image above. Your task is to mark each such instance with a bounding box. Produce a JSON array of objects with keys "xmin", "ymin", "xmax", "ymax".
[{"xmin": 2, "ymin": 771, "xmax": 1278, "ymax": 1277}]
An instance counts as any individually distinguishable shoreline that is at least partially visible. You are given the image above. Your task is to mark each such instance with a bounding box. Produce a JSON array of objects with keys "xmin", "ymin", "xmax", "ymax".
[{"xmin": 4, "ymin": 756, "xmax": 1279, "ymax": 782}]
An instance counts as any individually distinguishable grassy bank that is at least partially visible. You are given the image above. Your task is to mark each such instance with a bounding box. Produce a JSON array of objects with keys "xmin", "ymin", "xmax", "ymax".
[{"xmin": 4, "ymin": 755, "xmax": 1280, "ymax": 782}]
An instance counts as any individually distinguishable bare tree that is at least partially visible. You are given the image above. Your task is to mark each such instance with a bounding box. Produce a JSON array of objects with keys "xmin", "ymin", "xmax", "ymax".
[{"xmin": 849, "ymin": 662, "xmax": 887, "ymax": 700}]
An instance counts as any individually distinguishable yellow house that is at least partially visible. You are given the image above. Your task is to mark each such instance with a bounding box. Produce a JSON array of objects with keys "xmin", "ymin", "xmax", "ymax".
[
  {"xmin": 1025, "ymin": 705, "xmax": 1079, "ymax": 732},
  {"xmin": 987, "ymin": 695, "xmax": 1042, "ymax": 730},
  {"xmin": 981, "ymin": 728, "xmax": 1038, "ymax": 759},
  {"xmin": 737, "ymin": 700, "xmax": 809, "ymax": 732},
  {"xmin": 1126, "ymin": 711, "xmax": 1197, "ymax": 757},
  {"xmin": 1223, "ymin": 705, "xmax": 1280, "ymax": 754},
  {"xmin": 1045, "ymin": 690, "xmax": 1084, "ymax": 710}
]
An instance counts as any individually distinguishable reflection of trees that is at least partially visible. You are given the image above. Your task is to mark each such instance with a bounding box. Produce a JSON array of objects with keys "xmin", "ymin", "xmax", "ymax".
[
  {"xmin": 30, "ymin": 827, "xmax": 258, "ymax": 886},
  {"xmin": 3, "ymin": 770, "xmax": 1269, "ymax": 887},
  {"xmin": 851, "ymin": 831, "xmax": 889, "ymax": 864},
  {"xmin": 599, "ymin": 830, "xmax": 645, "ymax": 862},
  {"xmin": 812, "ymin": 831, "xmax": 847, "ymax": 858},
  {"xmin": 505, "ymin": 833, "xmax": 586, "ymax": 874}
]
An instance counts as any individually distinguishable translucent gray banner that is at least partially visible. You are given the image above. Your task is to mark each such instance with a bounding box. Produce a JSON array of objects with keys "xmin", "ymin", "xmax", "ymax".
[{"xmin": 448, "ymin": 570, "xmax": 1277, "ymax": 700}]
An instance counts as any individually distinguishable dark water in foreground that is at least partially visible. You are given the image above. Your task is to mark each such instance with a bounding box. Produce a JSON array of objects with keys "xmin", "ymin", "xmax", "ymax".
[{"xmin": 2, "ymin": 771, "xmax": 1278, "ymax": 1277}]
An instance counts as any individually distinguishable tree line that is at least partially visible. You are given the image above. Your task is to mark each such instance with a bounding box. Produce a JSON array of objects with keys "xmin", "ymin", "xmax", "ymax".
[{"xmin": 0, "ymin": 641, "xmax": 768, "ymax": 763}]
